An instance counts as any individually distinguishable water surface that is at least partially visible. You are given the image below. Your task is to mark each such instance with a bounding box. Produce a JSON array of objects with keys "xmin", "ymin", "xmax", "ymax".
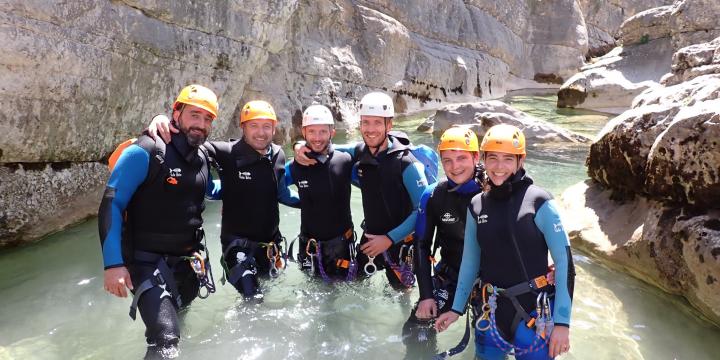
[{"xmin": 1, "ymin": 96, "xmax": 717, "ymax": 360}]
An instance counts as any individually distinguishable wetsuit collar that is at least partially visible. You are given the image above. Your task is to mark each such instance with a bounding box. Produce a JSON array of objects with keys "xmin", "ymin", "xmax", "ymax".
[
  {"xmin": 307, "ymin": 143, "xmax": 333, "ymax": 164},
  {"xmin": 237, "ymin": 137, "xmax": 274, "ymax": 160},
  {"xmin": 448, "ymin": 177, "xmax": 483, "ymax": 195},
  {"xmin": 487, "ymin": 168, "xmax": 532, "ymax": 200},
  {"xmin": 170, "ymin": 131, "xmax": 199, "ymax": 163}
]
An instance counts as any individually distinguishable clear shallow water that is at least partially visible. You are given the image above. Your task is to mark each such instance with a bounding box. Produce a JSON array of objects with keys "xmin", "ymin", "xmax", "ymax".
[{"xmin": 1, "ymin": 96, "xmax": 718, "ymax": 360}]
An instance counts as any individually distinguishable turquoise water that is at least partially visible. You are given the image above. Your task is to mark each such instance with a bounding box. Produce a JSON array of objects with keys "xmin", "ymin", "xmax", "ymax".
[{"xmin": 1, "ymin": 96, "xmax": 718, "ymax": 360}]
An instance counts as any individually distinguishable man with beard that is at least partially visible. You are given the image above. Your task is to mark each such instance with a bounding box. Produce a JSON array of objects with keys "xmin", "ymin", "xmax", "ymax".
[
  {"xmin": 294, "ymin": 92, "xmax": 429, "ymax": 289},
  {"xmin": 284, "ymin": 105, "xmax": 356, "ymax": 281},
  {"xmin": 435, "ymin": 124, "xmax": 575, "ymax": 360},
  {"xmin": 149, "ymin": 100, "xmax": 299, "ymax": 300},
  {"xmin": 99, "ymin": 84, "xmax": 218, "ymax": 358}
]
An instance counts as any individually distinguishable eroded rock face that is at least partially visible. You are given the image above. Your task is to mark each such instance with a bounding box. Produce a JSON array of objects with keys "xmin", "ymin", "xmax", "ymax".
[
  {"xmin": 588, "ymin": 37, "xmax": 720, "ymax": 206},
  {"xmin": 0, "ymin": 163, "xmax": 107, "ymax": 246},
  {"xmin": 578, "ymin": 0, "xmax": 674, "ymax": 58},
  {"xmin": 0, "ymin": 0, "xmax": 602, "ymax": 245},
  {"xmin": 558, "ymin": 181, "xmax": 720, "ymax": 325},
  {"xmin": 419, "ymin": 100, "xmax": 591, "ymax": 146},
  {"xmin": 573, "ymin": 36, "xmax": 720, "ymax": 326},
  {"xmin": 558, "ymin": 0, "xmax": 720, "ymax": 113}
]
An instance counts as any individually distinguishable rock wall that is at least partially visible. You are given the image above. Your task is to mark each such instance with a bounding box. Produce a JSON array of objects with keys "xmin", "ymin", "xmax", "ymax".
[
  {"xmin": 0, "ymin": 0, "xmax": 680, "ymax": 245},
  {"xmin": 578, "ymin": 0, "xmax": 674, "ymax": 58},
  {"xmin": 560, "ymin": 36, "xmax": 720, "ymax": 326},
  {"xmin": 558, "ymin": 0, "xmax": 720, "ymax": 113}
]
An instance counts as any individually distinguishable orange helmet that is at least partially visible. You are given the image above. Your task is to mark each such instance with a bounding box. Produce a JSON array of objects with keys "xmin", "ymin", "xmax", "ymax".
[
  {"xmin": 438, "ymin": 126, "xmax": 479, "ymax": 153},
  {"xmin": 480, "ymin": 124, "xmax": 526, "ymax": 155},
  {"xmin": 173, "ymin": 84, "xmax": 218, "ymax": 119},
  {"xmin": 240, "ymin": 100, "xmax": 277, "ymax": 123}
]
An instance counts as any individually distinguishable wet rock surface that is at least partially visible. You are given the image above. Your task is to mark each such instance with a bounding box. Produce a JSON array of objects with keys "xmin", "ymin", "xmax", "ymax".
[{"xmin": 563, "ymin": 36, "xmax": 720, "ymax": 326}]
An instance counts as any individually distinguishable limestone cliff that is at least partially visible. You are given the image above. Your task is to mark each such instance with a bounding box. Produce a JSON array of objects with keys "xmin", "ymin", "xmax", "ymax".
[
  {"xmin": 559, "ymin": 36, "xmax": 720, "ymax": 326},
  {"xmin": 0, "ymin": 0, "xmax": 667, "ymax": 245},
  {"xmin": 558, "ymin": 0, "xmax": 720, "ymax": 113}
]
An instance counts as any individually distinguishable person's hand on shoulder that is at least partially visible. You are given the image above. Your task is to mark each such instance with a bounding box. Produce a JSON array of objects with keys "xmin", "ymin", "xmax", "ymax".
[{"xmin": 148, "ymin": 114, "xmax": 177, "ymax": 144}]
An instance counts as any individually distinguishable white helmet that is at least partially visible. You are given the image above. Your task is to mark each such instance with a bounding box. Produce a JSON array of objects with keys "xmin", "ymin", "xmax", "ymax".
[
  {"xmin": 302, "ymin": 104, "xmax": 335, "ymax": 127},
  {"xmin": 359, "ymin": 92, "xmax": 394, "ymax": 118}
]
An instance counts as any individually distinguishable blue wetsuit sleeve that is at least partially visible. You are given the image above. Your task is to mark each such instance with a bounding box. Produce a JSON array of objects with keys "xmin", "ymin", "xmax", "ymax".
[
  {"xmin": 205, "ymin": 171, "xmax": 222, "ymax": 200},
  {"xmin": 414, "ymin": 184, "xmax": 435, "ymax": 239},
  {"xmin": 415, "ymin": 184, "xmax": 437, "ymax": 300},
  {"xmin": 451, "ymin": 208, "xmax": 481, "ymax": 314},
  {"xmin": 333, "ymin": 142, "xmax": 358, "ymax": 160},
  {"xmin": 284, "ymin": 160, "xmax": 295, "ymax": 187},
  {"xmin": 387, "ymin": 162, "xmax": 428, "ymax": 243},
  {"xmin": 535, "ymin": 199, "xmax": 574, "ymax": 327},
  {"xmin": 100, "ymin": 145, "xmax": 149, "ymax": 269},
  {"xmin": 277, "ymin": 165, "xmax": 301, "ymax": 208}
]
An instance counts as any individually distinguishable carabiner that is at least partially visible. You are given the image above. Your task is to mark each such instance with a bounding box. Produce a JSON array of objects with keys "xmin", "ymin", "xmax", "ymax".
[
  {"xmin": 189, "ymin": 252, "xmax": 206, "ymax": 276},
  {"xmin": 543, "ymin": 292, "xmax": 552, "ymax": 319},
  {"xmin": 269, "ymin": 262, "xmax": 280, "ymax": 278},
  {"xmin": 305, "ymin": 238, "xmax": 318, "ymax": 257},
  {"xmin": 364, "ymin": 256, "xmax": 377, "ymax": 276},
  {"xmin": 399, "ymin": 244, "xmax": 408, "ymax": 264}
]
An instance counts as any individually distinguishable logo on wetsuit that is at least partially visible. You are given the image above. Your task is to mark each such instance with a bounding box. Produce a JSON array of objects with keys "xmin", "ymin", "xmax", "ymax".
[
  {"xmin": 169, "ymin": 168, "xmax": 182, "ymax": 177},
  {"xmin": 441, "ymin": 212, "xmax": 458, "ymax": 224},
  {"xmin": 477, "ymin": 214, "xmax": 488, "ymax": 224},
  {"xmin": 238, "ymin": 171, "xmax": 252, "ymax": 180},
  {"xmin": 298, "ymin": 180, "xmax": 309, "ymax": 189}
]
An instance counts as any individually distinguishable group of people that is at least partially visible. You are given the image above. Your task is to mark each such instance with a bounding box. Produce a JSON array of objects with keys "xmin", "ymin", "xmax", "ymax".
[{"xmin": 99, "ymin": 84, "xmax": 575, "ymax": 359}]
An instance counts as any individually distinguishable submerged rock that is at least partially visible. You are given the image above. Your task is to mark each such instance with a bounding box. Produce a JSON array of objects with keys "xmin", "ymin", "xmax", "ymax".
[{"xmin": 419, "ymin": 100, "xmax": 591, "ymax": 146}]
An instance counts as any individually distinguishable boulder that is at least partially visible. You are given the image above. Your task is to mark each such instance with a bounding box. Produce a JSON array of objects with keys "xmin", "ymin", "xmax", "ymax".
[
  {"xmin": 578, "ymin": 0, "xmax": 675, "ymax": 58},
  {"xmin": 576, "ymin": 36, "xmax": 720, "ymax": 327},
  {"xmin": 419, "ymin": 100, "xmax": 591, "ymax": 147}
]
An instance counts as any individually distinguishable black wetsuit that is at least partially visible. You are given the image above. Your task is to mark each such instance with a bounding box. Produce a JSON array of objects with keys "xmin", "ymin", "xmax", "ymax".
[
  {"xmin": 285, "ymin": 145, "xmax": 355, "ymax": 279},
  {"xmin": 453, "ymin": 169, "xmax": 576, "ymax": 359},
  {"xmin": 99, "ymin": 132, "xmax": 209, "ymax": 356},
  {"xmin": 350, "ymin": 135, "xmax": 428, "ymax": 288},
  {"xmin": 204, "ymin": 138, "xmax": 299, "ymax": 297},
  {"xmin": 402, "ymin": 173, "xmax": 483, "ymax": 350}
]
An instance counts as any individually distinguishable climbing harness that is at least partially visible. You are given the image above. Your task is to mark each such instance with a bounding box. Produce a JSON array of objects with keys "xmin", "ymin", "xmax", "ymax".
[
  {"xmin": 477, "ymin": 283, "xmax": 552, "ymax": 356},
  {"xmin": 382, "ymin": 251, "xmax": 415, "ymax": 287}
]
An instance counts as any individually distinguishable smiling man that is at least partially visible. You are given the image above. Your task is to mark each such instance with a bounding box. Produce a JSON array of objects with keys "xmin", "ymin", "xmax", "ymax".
[
  {"xmin": 402, "ymin": 126, "xmax": 485, "ymax": 351},
  {"xmin": 148, "ymin": 100, "xmax": 300, "ymax": 300},
  {"xmin": 284, "ymin": 105, "xmax": 356, "ymax": 281},
  {"xmin": 99, "ymin": 84, "xmax": 218, "ymax": 358},
  {"xmin": 293, "ymin": 92, "xmax": 429, "ymax": 289}
]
